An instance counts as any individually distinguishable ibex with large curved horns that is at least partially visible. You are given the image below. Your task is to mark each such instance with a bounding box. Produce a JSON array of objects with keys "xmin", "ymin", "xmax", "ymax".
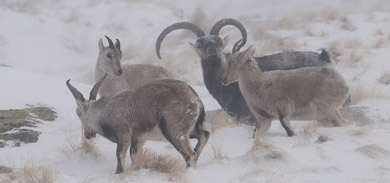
[
  {"xmin": 67, "ymin": 75, "xmax": 210, "ymax": 174},
  {"xmin": 96, "ymin": 36, "xmax": 173, "ymax": 97},
  {"xmin": 156, "ymin": 18, "xmax": 333, "ymax": 132}
]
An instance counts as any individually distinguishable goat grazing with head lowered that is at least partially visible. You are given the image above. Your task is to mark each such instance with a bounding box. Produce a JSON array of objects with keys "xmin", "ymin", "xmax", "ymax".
[
  {"xmin": 66, "ymin": 75, "xmax": 210, "ymax": 174},
  {"xmin": 221, "ymin": 46, "xmax": 349, "ymax": 137},
  {"xmin": 96, "ymin": 36, "xmax": 173, "ymax": 97},
  {"xmin": 156, "ymin": 18, "xmax": 333, "ymax": 128}
]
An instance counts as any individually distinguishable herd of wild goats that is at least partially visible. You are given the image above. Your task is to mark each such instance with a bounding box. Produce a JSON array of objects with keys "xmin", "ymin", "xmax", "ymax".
[{"xmin": 66, "ymin": 18, "xmax": 350, "ymax": 174}]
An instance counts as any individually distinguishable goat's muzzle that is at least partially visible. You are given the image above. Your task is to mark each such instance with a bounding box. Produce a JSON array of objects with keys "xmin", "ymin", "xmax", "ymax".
[
  {"xmin": 206, "ymin": 47, "xmax": 218, "ymax": 57},
  {"xmin": 84, "ymin": 130, "xmax": 97, "ymax": 139},
  {"xmin": 116, "ymin": 69, "xmax": 123, "ymax": 76}
]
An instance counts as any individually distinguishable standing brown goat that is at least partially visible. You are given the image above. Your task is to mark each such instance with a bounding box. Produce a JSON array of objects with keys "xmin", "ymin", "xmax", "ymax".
[{"xmin": 221, "ymin": 46, "xmax": 349, "ymax": 137}]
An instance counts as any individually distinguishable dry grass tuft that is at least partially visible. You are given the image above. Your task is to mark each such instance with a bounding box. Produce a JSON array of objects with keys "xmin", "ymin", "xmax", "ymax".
[
  {"xmin": 350, "ymin": 126, "xmax": 372, "ymax": 136},
  {"xmin": 327, "ymin": 38, "xmax": 365, "ymax": 65},
  {"xmin": 2, "ymin": 162, "xmax": 57, "ymax": 183},
  {"xmin": 379, "ymin": 70, "xmax": 390, "ymax": 85},
  {"xmin": 321, "ymin": 9, "xmax": 346, "ymax": 22},
  {"xmin": 210, "ymin": 142, "xmax": 228, "ymax": 163},
  {"xmin": 349, "ymin": 85, "xmax": 389, "ymax": 104},
  {"xmin": 206, "ymin": 109, "xmax": 231, "ymax": 133},
  {"xmin": 206, "ymin": 109, "xmax": 251, "ymax": 133},
  {"xmin": 247, "ymin": 139, "xmax": 287, "ymax": 163},
  {"xmin": 339, "ymin": 17, "xmax": 357, "ymax": 32},
  {"xmin": 372, "ymin": 36, "xmax": 390, "ymax": 49},
  {"xmin": 347, "ymin": 51, "xmax": 366, "ymax": 66},
  {"xmin": 130, "ymin": 149, "xmax": 185, "ymax": 181},
  {"xmin": 375, "ymin": 29, "xmax": 385, "ymax": 36},
  {"xmin": 355, "ymin": 144, "xmax": 390, "ymax": 160},
  {"xmin": 274, "ymin": 16, "xmax": 301, "ymax": 30},
  {"xmin": 315, "ymin": 135, "xmax": 330, "ymax": 144},
  {"xmin": 58, "ymin": 129, "xmax": 99, "ymax": 158}
]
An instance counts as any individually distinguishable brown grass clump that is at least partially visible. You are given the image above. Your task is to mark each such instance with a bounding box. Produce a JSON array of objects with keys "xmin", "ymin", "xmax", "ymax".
[
  {"xmin": 327, "ymin": 39, "xmax": 368, "ymax": 67},
  {"xmin": 339, "ymin": 17, "xmax": 357, "ymax": 32},
  {"xmin": 350, "ymin": 126, "xmax": 372, "ymax": 136},
  {"xmin": 321, "ymin": 9, "xmax": 346, "ymax": 22},
  {"xmin": 247, "ymin": 139, "xmax": 287, "ymax": 163},
  {"xmin": 206, "ymin": 109, "xmax": 252, "ymax": 133},
  {"xmin": 372, "ymin": 36, "xmax": 390, "ymax": 49},
  {"xmin": 58, "ymin": 129, "xmax": 99, "ymax": 158},
  {"xmin": 206, "ymin": 109, "xmax": 231, "ymax": 133},
  {"xmin": 210, "ymin": 142, "xmax": 228, "ymax": 163},
  {"xmin": 274, "ymin": 16, "xmax": 302, "ymax": 30},
  {"xmin": 2, "ymin": 162, "xmax": 57, "ymax": 183},
  {"xmin": 130, "ymin": 149, "xmax": 185, "ymax": 181},
  {"xmin": 355, "ymin": 144, "xmax": 390, "ymax": 160}
]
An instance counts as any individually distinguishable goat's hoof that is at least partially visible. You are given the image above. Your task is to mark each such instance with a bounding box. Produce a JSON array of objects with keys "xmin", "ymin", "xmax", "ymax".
[
  {"xmin": 115, "ymin": 168, "xmax": 124, "ymax": 174},
  {"xmin": 287, "ymin": 132, "xmax": 295, "ymax": 137}
]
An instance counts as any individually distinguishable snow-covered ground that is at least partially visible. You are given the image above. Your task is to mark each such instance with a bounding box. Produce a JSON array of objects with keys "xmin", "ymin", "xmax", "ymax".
[{"xmin": 1, "ymin": 0, "xmax": 390, "ymax": 182}]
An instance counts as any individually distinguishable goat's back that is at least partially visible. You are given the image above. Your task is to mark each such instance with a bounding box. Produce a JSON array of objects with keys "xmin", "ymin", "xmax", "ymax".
[
  {"xmin": 255, "ymin": 50, "xmax": 332, "ymax": 72},
  {"xmin": 97, "ymin": 64, "xmax": 173, "ymax": 97},
  {"xmin": 253, "ymin": 67, "xmax": 349, "ymax": 110},
  {"xmin": 103, "ymin": 79, "xmax": 203, "ymax": 133}
]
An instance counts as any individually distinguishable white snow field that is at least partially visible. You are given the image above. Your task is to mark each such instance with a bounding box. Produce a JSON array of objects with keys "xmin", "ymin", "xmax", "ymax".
[{"xmin": 1, "ymin": 0, "xmax": 390, "ymax": 182}]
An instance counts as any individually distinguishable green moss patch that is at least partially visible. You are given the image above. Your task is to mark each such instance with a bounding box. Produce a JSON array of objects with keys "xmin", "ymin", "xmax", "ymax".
[{"xmin": 0, "ymin": 105, "xmax": 57, "ymax": 147}]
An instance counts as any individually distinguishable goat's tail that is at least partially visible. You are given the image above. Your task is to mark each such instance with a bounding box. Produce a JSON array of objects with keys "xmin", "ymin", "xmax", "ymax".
[
  {"xmin": 196, "ymin": 106, "xmax": 206, "ymax": 128},
  {"xmin": 343, "ymin": 93, "xmax": 352, "ymax": 108}
]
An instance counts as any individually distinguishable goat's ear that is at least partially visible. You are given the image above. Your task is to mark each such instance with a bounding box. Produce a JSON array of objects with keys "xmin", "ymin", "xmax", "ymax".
[
  {"xmin": 241, "ymin": 45, "xmax": 255, "ymax": 62},
  {"xmin": 222, "ymin": 35, "xmax": 230, "ymax": 49},
  {"xmin": 76, "ymin": 99, "xmax": 87, "ymax": 113},
  {"xmin": 115, "ymin": 38, "xmax": 121, "ymax": 50},
  {"xmin": 98, "ymin": 38, "xmax": 104, "ymax": 53}
]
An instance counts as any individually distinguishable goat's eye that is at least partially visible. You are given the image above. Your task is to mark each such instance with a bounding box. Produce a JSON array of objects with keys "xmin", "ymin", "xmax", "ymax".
[{"xmin": 107, "ymin": 54, "xmax": 113, "ymax": 59}]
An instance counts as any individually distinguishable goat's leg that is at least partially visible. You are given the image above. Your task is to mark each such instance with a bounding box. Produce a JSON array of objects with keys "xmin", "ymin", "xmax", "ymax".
[
  {"xmin": 253, "ymin": 116, "xmax": 272, "ymax": 139},
  {"xmin": 276, "ymin": 103, "xmax": 295, "ymax": 137},
  {"xmin": 130, "ymin": 136, "xmax": 145, "ymax": 162},
  {"xmin": 279, "ymin": 114, "xmax": 295, "ymax": 137},
  {"xmin": 160, "ymin": 118, "xmax": 197, "ymax": 167},
  {"xmin": 115, "ymin": 133, "xmax": 131, "ymax": 174},
  {"xmin": 190, "ymin": 125, "xmax": 210, "ymax": 158},
  {"xmin": 166, "ymin": 134, "xmax": 197, "ymax": 167},
  {"xmin": 328, "ymin": 110, "xmax": 347, "ymax": 127}
]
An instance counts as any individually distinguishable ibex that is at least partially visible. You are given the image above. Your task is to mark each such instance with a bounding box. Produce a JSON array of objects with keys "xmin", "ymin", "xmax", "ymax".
[
  {"xmin": 221, "ymin": 45, "xmax": 349, "ymax": 137},
  {"xmin": 96, "ymin": 36, "xmax": 173, "ymax": 97},
  {"xmin": 66, "ymin": 75, "xmax": 210, "ymax": 174},
  {"xmin": 156, "ymin": 18, "xmax": 333, "ymax": 127}
]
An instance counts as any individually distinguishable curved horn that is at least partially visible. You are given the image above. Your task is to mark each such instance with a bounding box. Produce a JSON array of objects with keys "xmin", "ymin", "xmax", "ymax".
[
  {"xmin": 89, "ymin": 73, "xmax": 107, "ymax": 100},
  {"xmin": 232, "ymin": 39, "xmax": 242, "ymax": 53},
  {"xmin": 105, "ymin": 35, "xmax": 114, "ymax": 48},
  {"xmin": 115, "ymin": 38, "xmax": 120, "ymax": 49},
  {"xmin": 156, "ymin": 22, "xmax": 205, "ymax": 59},
  {"xmin": 209, "ymin": 18, "xmax": 247, "ymax": 53},
  {"xmin": 66, "ymin": 80, "xmax": 86, "ymax": 102}
]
